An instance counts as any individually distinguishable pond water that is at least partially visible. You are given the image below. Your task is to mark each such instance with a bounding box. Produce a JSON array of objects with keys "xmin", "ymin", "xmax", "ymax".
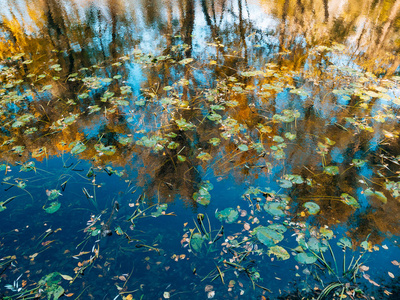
[{"xmin": 1, "ymin": 0, "xmax": 400, "ymax": 299}]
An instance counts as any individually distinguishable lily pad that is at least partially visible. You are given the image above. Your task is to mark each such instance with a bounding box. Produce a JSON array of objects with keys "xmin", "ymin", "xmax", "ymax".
[
  {"xmin": 323, "ymin": 166, "xmax": 339, "ymax": 175},
  {"xmin": 70, "ymin": 141, "xmax": 86, "ymax": 154},
  {"xmin": 364, "ymin": 188, "xmax": 387, "ymax": 203},
  {"xmin": 44, "ymin": 201, "xmax": 61, "ymax": 214},
  {"xmin": 295, "ymin": 252, "xmax": 317, "ymax": 264},
  {"xmin": 267, "ymin": 245, "xmax": 290, "ymax": 260},
  {"xmin": 278, "ymin": 179, "xmax": 293, "ymax": 188},
  {"xmin": 337, "ymin": 237, "xmax": 352, "ymax": 249},
  {"xmin": 151, "ymin": 204, "xmax": 168, "ymax": 217},
  {"xmin": 190, "ymin": 233, "xmax": 205, "ymax": 252},
  {"xmin": 193, "ymin": 191, "xmax": 211, "ymax": 206},
  {"xmin": 264, "ymin": 202, "xmax": 286, "ymax": 217},
  {"xmin": 340, "ymin": 193, "xmax": 360, "ymax": 208},
  {"xmin": 215, "ymin": 208, "xmax": 239, "ymax": 224},
  {"xmin": 255, "ymin": 226, "xmax": 284, "ymax": 247},
  {"xmin": 303, "ymin": 202, "xmax": 320, "ymax": 215}
]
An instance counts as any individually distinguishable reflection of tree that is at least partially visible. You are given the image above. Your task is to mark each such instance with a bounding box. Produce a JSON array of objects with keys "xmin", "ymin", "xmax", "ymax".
[{"xmin": 1, "ymin": 0, "xmax": 400, "ymax": 247}]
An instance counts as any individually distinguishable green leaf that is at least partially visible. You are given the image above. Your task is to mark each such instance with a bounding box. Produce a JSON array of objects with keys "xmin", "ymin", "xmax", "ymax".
[
  {"xmin": 337, "ymin": 237, "xmax": 352, "ymax": 249},
  {"xmin": 352, "ymin": 159, "xmax": 366, "ymax": 167},
  {"xmin": 70, "ymin": 141, "xmax": 86, "ymax": 154},
  {"xmin": 209, "ymin": 138, "xmax": 221, "ymax": 146},
  {"xmin": 197, "ymin": 152, "xmax": 212, "ymax": 161},
  {"xmin": 323, "ymin": 166, "xmax": 339, "ymax": 175},
  {"xmin": 44, "ymin": 201, "xmax": 61, "ymax": 214},
  {"xmin": 151, "ymin": 204, "xmax": 168, "ymax": 217},
  {"xmin": 320, "ymin": 227, "xmax": 334, "ymax": 239},
  {"xmin": 303, "ymin": 202, "xmax": 320, "ymax": 215},
  {"xmin": 255, "ymin": 226, "xmax": 284, "ymax": 247},
  {"xmin": 215, "ymin": 208, "xmax": 239, "ymax": 224},
  {"xmin": 364, "ymin": 188, "xmax": 387, "ymax": 203},
  {"xmin": 190, "ymin": 233, "xmax": 205, "ymax": 252},
  {"xmin": 340, "ymin": 193, "xmax": 360, "ymax": 208},
  {"xmin": 238, "ymin": 144, "xmax": 248, "ymax": 151},
  {"xmin": 267, "ymin": 245, "xmax": 290, "ymax": 260},
  {"xmin": 295, "ymin": 252, "xmax": 317, "ymax": 264},
  {"xmin": 95, "ymin": 144, "xmax": 116, "ymax": 155},
  {"xmin": 193, "ymin": 191, "xmax": 211, "ymax": 206},
  {"xmin": 264, "ymin": 202, "xmax": 286, "ymax": 217},
  {"xmin": 278, "ymin": 179, "xmax": 293, "ymax": 188}
]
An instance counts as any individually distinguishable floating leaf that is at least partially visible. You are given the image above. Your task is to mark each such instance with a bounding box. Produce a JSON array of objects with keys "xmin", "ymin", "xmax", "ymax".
[
  {"xmin": 44, "ymin": 201, "xmax": 61, "ymax": 214},
  {"xmin": 352, "ymin": 159, "xmax": 366, "ymax": 167},
  {"xmin": 238, "ymin": 144, "xmax": 248, "ymax": 151},
  {"xmin": 190, "ymin": 233, "xmax": 205, "ymax": 252},
  {"xmin": 295, "ymin": 252, "xmax": 317, "ymax": 264},
  {"xmin": 337, "ymin": 237, "xmax": 352, "ymax": 249},
  {"xmin": 95, "ymin": 144, "xmax": 116, "ymax": 155},
  {"xmin": 197, "ymin": 152, "xmax": 212, "ymax": 161},
  {"xmin": 364, "ymin": 188, "xmax": 387, "ymax": 204},
  {"xmin": 267, "ymin": 245, "xmax": 290, "ymax": 260},
  {"xmin": 340, "ymin": 193, "xmax": 360, "ymax": 208},
  {"xmin": 323, "ymin": 166, "xmax": 339, "ymax": 175},
  {"xmin": 320, "ymin": 227, "xmax": 334, "ymax": 239},
  {"xmin": 60, "ymin": 274, "xmax": 73, "ymax": 281},
  {"xmin": 303, "ymin": 202, "xmax": 320, "ymax": 215},
  {"xmin": 151, "ymin": 204, "xmax": 168, "ymax": 217},
  {"xmin": 264, "ymin": 202, "xmax": 286, "ymax": 217},
  {"xmin": 70, "ymin": 141, "xmax": 86, "ymax": 154},
  {"xmin": 177, "ymin": 155, "xmax": 186, "ymax": 162},
  {"xmin": 255, "ymin": 226, "xmax": 284, "ymax": 247},
  {"xmin": 278, "ymin": 179, "xmax": 293, "ymax": 188},
  {"xmin": 215, "ymin": 208, "xmax": 239, "ymax": 224},
  {"xmin": 193, "ymin": 191, "xmax": 211, "ymax": 206},
  {"xmin": 209, "ymin": 138, "xmax": 220, "ymax": 146}
]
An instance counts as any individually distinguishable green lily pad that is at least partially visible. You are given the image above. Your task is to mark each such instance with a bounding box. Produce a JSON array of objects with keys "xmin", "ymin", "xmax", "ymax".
[
  {"xmin": 95, "ymin": 144, "xmax": 116, "ymax": 155},
  {"xmin": 238, "ymin": 144, "xmax": 249, "ymax": 151},
  {"xmin": 340, "ymin": 193, "xmax": 360, "ymax": 208},
  {"xmin": 320, "ymin": 227, "xmax": 334, "ymax": 239},
  {"xmin": 295, "ymin": 252, "xmax": 317, "ymax": 264},
  {"xmin": 193, "ymin": 191, "xmax": 211, "ymax": 206},
  {"xmin": 264, "ymin": 202, "xmax": 286, "ymax": 217},
  {"xmin": 151, "ymin": 204, "xmax": 168, "ymax": 217},
  {"xmin": 190, "ymin": 232, "xmax": 205, "ymax": 252},
  {"xmin": 307, "ymin": 237, "xmax": 328, "ymax": 253},
  {"xmin": 323, "ymin": 166, "xmax": 339, "ymax": 175},
  {"xmin": 255, "ymin": 226, "xmax": 284, "ymax": 247},
  {"xmin": 337, "ymin": 237, "xmax": 352, "ymax": 249},
  {"xmin": 267, "ymin": 224, "xmax": 287, "ymax": 233},
  {"xmin": 352, "ymin": 159, "xmax": 367, "ymax": 167},
  {"xmin": 268, "ymin": 245, "xmax": 290, "ymax": 260},
  {"xmin": 364, "ymin": 188, "xmax": 387, "ymax": 203},
  {"xmin": 215, "ymin": 208, "xmax": 239, "ymax": 224},
  {"xmin": 197, "ymin": 152, "xmax": 212, "ymax": 161},
  {"xmin": 303, "ymin": 202, "xmax": 320, "ymax": 215},
  {"xmin": 44, "ymin": 201, "xmax": 61, "ymax": 214},
  {"xmin": 278, "ymin": 179, "xmax": 293, "ymax": 188},
  {"xmin": 70, "ymin": 141, "xmax": 86, "ymax": 154}
]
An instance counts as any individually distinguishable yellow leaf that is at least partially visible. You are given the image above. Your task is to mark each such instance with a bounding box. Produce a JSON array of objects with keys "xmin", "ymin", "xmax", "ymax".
[{"xmin": 60, "ymin": 274, "xmax": 73, "ymax": 281}]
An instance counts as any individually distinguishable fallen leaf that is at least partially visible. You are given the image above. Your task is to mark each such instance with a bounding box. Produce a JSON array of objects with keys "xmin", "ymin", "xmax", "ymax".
[
  {"xmin": 359, "ymin": 265, "xmax": 369, "ymax": 272},
  {"xmin": 388, "ymin": 272, "xmax": 395, "ymax": 278},
  {"xmin": 119, "ymin": 275, "xmax": 127, "ymax": 281},
  {"xmin": 65, "ymin": 293, "xmax": 74, "ymax": 297},
  {"xmin": 205, "ymin": 285, "xmax": 213, "ymax": 292},
  {"xmin": 60, "ymin": 274, "xmax": 73, "ymax": 281}
]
